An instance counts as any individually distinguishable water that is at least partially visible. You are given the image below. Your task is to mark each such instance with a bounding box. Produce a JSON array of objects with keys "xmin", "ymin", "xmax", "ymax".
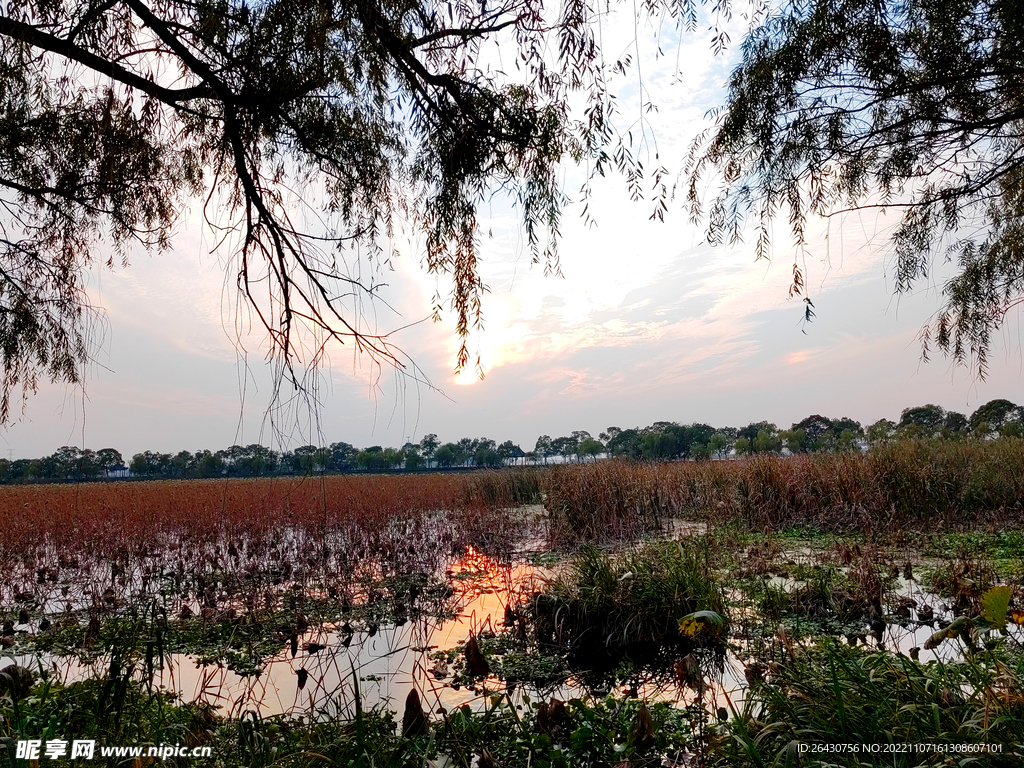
[
  {"xmin": 2, "ymin": 528, "xmax": 1016, "ymax": 722},
  {"xmin": 3, "ymin": 545, "xmax": 551, "ymax": 719}
]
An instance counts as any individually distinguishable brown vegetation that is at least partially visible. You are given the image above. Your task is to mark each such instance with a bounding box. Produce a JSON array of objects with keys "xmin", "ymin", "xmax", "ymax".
[
  {"xmin": 0, "ymin": 472, "xmax": 533, "ymax": 616},
  {"xmin": 543, "ymin": 439, "xmax": 1024, "ymax": 536}
]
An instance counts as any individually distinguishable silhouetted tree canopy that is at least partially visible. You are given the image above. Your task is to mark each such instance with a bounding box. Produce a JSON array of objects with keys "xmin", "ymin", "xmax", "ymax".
[
  {"xmin": 2, "ymin": 0, "xmax": 730, "ymax": 421},
  {"xmin": 899, "ymin": 404, "xmax": 946, "ymax": 436},
  {"xmin": 688, "ymin": 0, "xmax": 1024, "ymax": 376},
  {"xmin": 968, "ymin": 398, "xmax": 1021, "ymax": 433}
]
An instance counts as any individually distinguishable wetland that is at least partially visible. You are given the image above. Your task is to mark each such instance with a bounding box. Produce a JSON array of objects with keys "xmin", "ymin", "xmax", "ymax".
[{"xmin": 3, "ymin": 441, "xmax": 1024, "ymax": 766}]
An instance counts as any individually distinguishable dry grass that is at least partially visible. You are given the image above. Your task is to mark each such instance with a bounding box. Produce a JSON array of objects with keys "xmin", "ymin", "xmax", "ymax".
[{"xmin": 540, "ymin": 439, "xmax": 1024, "ymax": 536}]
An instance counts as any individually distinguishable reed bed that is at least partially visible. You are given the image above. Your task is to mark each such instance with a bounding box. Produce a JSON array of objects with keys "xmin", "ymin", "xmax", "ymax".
[
  {"xmin": 541, "ymin": 439, "xmax": 1024, "ymax": 535},
  {"xmin": 543, "ymin": 461, "xmax": 672, "ymax": 542}
]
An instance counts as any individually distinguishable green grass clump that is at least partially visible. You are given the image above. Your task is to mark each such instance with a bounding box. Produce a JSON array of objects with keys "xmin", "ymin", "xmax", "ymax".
[
  {"xmin": 716, "ymin": 641, "xmax": 1024, "ymax": 767},
  {"xmin": 436, "ymin": 694, "xmax": 699, "ymax": 768},
  {"xmin": 0, "ymin": 673, "xmax": 221, "ymax": 767},
  {"xmin": 0, "ymin": 664, "xmax": 698, "ymax": 768},
  {"xmin": 531, "ymin": 538, "xmax": 728, "ymax": 668},
  {"xmin": 0, "ymin": 672, "xmax": 434, "ymax": 768}
]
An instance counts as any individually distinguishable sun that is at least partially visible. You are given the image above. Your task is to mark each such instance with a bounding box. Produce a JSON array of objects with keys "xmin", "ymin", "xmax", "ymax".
[{"xmin": 452, "ymin": 365, "xmax": 484, "ymax": 387}]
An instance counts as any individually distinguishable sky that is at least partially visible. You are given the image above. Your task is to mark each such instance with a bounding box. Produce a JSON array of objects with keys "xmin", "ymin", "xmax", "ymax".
[{"xmin": 2, "ymin": 10, "xmax": 1023, "ymax": 461}]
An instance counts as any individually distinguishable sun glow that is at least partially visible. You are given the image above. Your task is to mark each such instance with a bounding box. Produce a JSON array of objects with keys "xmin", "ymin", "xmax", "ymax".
[{"xmin": 452, "ymin": 365, "xmax": 485, "ymax": 386}]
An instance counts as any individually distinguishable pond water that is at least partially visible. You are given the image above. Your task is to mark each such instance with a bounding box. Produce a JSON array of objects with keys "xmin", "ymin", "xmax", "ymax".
[
  {"xmin": 2, "ymin": 525, "xmax": 1016, "ymax": 723},
  {"xmin": 3, "ymin": 545, "xmax": 542, "ymax": 716}
]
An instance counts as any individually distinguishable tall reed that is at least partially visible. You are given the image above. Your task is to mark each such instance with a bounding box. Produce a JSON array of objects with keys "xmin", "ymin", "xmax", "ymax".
[{"xmin": 538, "ymin": 440, "xmax": 1024, "ymax": 535}]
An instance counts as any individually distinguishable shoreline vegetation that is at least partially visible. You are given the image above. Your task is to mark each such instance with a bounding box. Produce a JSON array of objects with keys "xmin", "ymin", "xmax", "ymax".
[
  {"xmin": 5, "ymin": 399, "xmax": 1023, "ymax": 485},
  {"xmin": 3, "ymin": 439, "xmax": 1024, "ymax": 766},
  {"xmin": 4, "ymin": 437, "xmax": 1024, "ymax": 540}
]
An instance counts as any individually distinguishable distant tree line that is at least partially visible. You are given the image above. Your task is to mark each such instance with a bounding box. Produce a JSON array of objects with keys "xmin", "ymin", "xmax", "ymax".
[{"xmin": 3, "ymin": 399, "xmax": 1023, "ymax": 483}]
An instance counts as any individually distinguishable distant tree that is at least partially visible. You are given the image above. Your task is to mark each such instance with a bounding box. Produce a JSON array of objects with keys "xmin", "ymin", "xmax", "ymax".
[
  {"xmin": 8, "ymin": 459, "xmax": 36, "ymax": 480},
  {"xmin": 1000, "ymin": 422, "xmax": 1024, "ymax": 439},
  {"xmin": 291, "ymin": 445, "xmax": 323, "ymax": 473},
  {"xmin": 473, "ymin": 445, "xmax": 503, "ymax": 468},
  {"xmin": 896, "ymin": 423, "xmax": 927, "ymax": 440},
  {"xmin": 534, "ymin": 435, "xmax": 554, "ymax": 465},
  {"xmin": 419, "ymin": 434, "xmax": 440, "ymax": 465},
  {"xmin": 311, "ymin": 446, "xmax": 330, "ymax": 471},
  {"xmin": 799, "ymin": 417, "xmax": 863, "ymax": 452},
  {"xmin": 170, "ymin": 450, "xmax": 194, "ymax": 477},
  {"xmin": 708, "ymin": 432, "xmax": 731, "ymax": 459},
  {"xmin": 433, "ymin": 443, "xmax": 462, "ymax": 468},
  {"xmin": 898, "ymin": 404, "xmax": 946, "ymax": 437},
  {"xmin": 780, "ymin": 429, "xmax": 806, "ymax": 453},
  {"xmin": 570, "ymin": 431, "xmax": 593, "ymax": 456},
  {"xmin": 836, "ymin": 429, "xmax": 859, "ymax": 452},
  {"xmin": 449, "ymin": 442, "xmax": 468, "ymax": 466},
  {"xmin": 735, "ymin": 422, "xmax": 781, "ymax": 453},
  {"xmin": 194, "ymin": 450, "xmax": 223, "ymax": 477},
  {"xmin": 791, "ymin": 415, "xmax": 835, "ymax": 450},
  {"xmin": 969, "ymin": 399, "xmax": 1021, "ymax": 435},
  {"xmin": 551, "ymin": 435, "xmax": 580, "ymax": 463},
  {"xmin": 636, "ymin": 422, "xmax": 698, "ymax": 460},
  {"xmin": 382, "ymin": 447, "xmax": 403, "ymax": 469},
  {"xmin": 830, "ymin": 417, "xmax": 863, "ymax": 438},
  {"xmin": 753, "ymin": 429, "xmax": 782, "ymax": 454},
  {"xmin": 640, "ymin": 429, "xmax": 675, "ymax": 460},
  {"xmin": 79, "ymin": 449, "xmax": 103, "ymax": 478},
  {"xmin": 130, "ymin": 450, "xmax": 172, "ymax": 476},
  {"xmin": 972, "ymin": 420, "xmax": 993, "ymax": 438},
  {"xmin": 228, "ymin": 445, "xmax": 251, "ymax": 475},
  {"xmin": 643, "ymin": 422, "xmax": 683, "ymax": 459},
  {"xmin": 690, "ymin": 443, "xmax": 712, "ymax": 460},
  {"xmin": 578, "ymin": 437, "xmax": 604, "ymax": 462},
  {"xmin": 738, "ymin": 421, "xmax": 777, "ymax": 442},
  {"xmin": 402, "ymin": 443, "xmax": 424, "ymax": 470},
  {"xmin": 866, "ymin": 419, "xmax": 897, "ymax": 444},
  {"xmin": 356, "ymin": 446, "xmax": 385, "ymax": 471},
  {"xmin": 942, "ymin": 411, "xmax": 969, "ymax": 438},
  {"xmin": 240, "ymin": 444, "xmax": 277, "ymax": 475},
  {"xmin": 328, "ymin": 442, "xmax": 355, "ymax": 472},
  {"xmin": 447, "ymin": 442, "xmax": 467, "ymax": 466},
  {"xmin": 683, "ymin": 424, "xmax": 717, "ymax": 452},
  {"xmin": 95, "ymin": 448, "xmax": 124, "ymax": 474},
  {"xmin": 215, "ymin": 448, "xmax": 233, "ymax": 471},
  {"xmin": 734, "ymin": 436, "xmax": 751, "ymax": 456},
  {"xmin": 602, "ymin": 427, "xmax": 643, "ymax": 459},
  {"xmin": 129, "ymin": 453, "xmax": 147, "ymax": 476},
  {"xmin": 48, "ymin": 446, "xmax": 80, "ymax": 478}
]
